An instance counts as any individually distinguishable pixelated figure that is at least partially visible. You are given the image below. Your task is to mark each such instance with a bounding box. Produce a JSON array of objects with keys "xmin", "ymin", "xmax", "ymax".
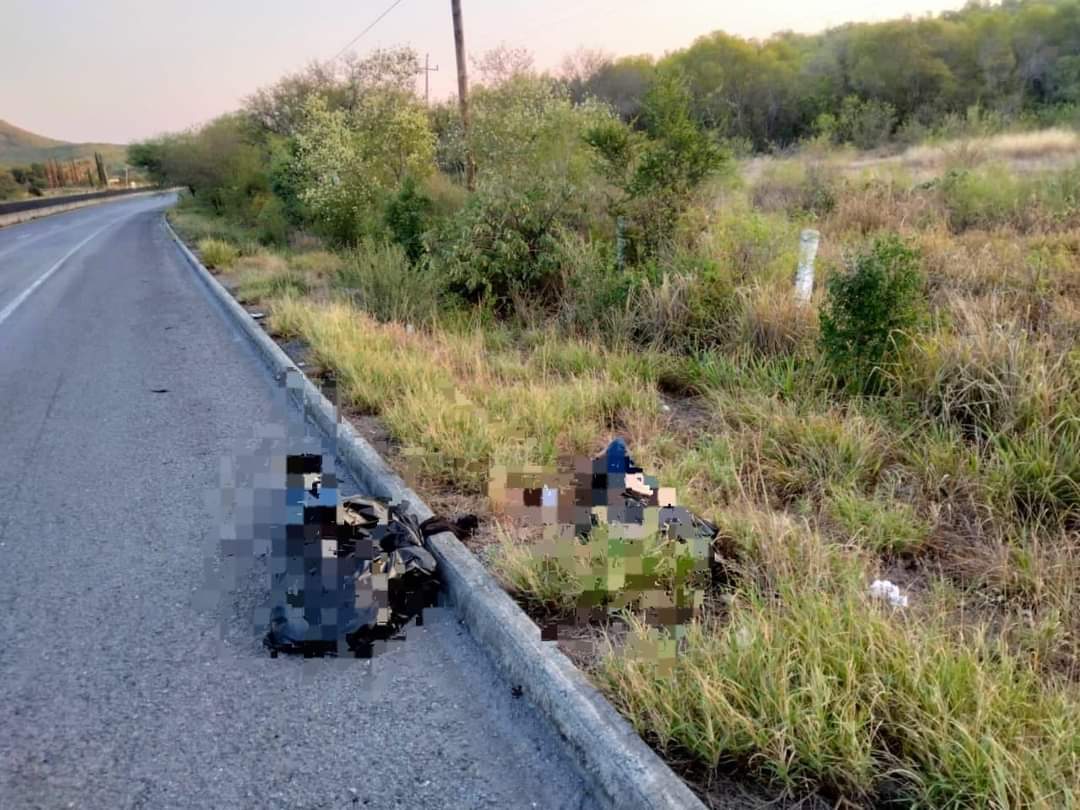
[
  {"xmin": 490, "ymin": 438, "xmax": 716, "ymax": 650},
  {"xmin": 262, "ymin": 452, "xmax": 442, "ymax": 658}
]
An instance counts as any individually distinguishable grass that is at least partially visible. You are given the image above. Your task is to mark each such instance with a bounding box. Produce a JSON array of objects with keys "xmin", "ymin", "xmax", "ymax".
[
  {"xmin": 196, "ymin": 238, "xmax": 239, "ymax": 269},
  {"xmin": 268, "ymin": 296, "xmax": 661, "ymax": 490},
  {"xmin": 902, "ymin": 128, "xmax": 1080, "ymax": 170},
  {"xmin": 169, "ymin": 143, "xmax": 1080, "ymax": 806},
  {"xmin": 598, "ymin": 556, "xmax": 1080, "ymax": 806}
]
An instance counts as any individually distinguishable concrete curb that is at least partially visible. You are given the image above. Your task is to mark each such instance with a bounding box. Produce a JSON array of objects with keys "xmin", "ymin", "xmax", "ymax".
[{"xmin": 164, "ymin": 217, "xmax": 707, "ymax": 810}]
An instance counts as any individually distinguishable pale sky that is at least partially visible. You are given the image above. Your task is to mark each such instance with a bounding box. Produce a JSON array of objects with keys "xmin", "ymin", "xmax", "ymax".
[{"xmin": 2, "ymin": 0, "xmax": 969, "ymax": 144}]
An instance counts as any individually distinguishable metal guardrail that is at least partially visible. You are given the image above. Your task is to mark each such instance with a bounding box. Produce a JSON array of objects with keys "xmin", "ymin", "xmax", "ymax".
[{"xmin": 0, "ymin": 186, "xmax": 158, "ymax": 216}]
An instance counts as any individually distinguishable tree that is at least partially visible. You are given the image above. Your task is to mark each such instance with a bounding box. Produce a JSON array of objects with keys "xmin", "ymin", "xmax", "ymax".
[
  {"xmin": 579, "ymin": 55, "xmax": 656, "ymax": 122},
  {"xmin": 244, "ymin": 48, "xmax": 421, "ymax": 137},
  {"xmin": 585, "ymin": 69, "xmax": 730, "ymax": 260},
  {"xmin": 292, "ymin": 89, "xmax": 435, "ymax": 244},
  {"xmin": 471, "ymin": 44, "xmax": 535, "ymax": 86},
  {"xmin": 559, "ymin": 48, "xmax": 613, "ymax": 101}
]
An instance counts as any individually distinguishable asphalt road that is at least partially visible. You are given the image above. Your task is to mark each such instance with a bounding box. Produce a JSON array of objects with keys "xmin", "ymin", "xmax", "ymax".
[{"xmin": 0, "ymin": 196, "xmax": 597, "ymax": 810}]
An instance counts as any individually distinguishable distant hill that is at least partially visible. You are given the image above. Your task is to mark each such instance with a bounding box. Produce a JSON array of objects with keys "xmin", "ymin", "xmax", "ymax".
[{"xmin": 0, "ymin": 119, "xmax": 128, "ymax": 170}]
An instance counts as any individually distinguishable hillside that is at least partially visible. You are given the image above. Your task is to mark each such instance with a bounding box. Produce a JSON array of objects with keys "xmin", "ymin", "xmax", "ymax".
[{"xmin": 0, "ymin": 119, "xmax": 127, "ymax": 169}]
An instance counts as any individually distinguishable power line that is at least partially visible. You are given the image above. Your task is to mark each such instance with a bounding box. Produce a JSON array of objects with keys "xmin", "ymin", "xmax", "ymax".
[{"xmin": 331, "ymin": 0, "xmax": 408, "ymax": 62}]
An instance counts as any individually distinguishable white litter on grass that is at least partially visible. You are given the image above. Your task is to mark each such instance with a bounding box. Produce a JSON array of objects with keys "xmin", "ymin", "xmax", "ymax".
[{"xmin": 869, "ymin": 579, "xmax": 909, "ymax": 608}]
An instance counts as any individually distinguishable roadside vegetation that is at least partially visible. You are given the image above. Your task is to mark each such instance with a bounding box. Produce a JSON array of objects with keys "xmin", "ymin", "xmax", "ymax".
[{"xmin": 143, "ymin": 2, "xmax": 1080, "ymax": 805}]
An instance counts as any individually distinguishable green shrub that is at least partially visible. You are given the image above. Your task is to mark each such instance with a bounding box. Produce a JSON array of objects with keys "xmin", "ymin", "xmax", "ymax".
[
  {"xmin": 197, "ymin": 238, "xmax": 240, "ymax": 269},
  {"xmin": 252, "ymin": 193, "xmax": 289, "ymax": 246},
  {"xmin": 584, "ymin": 69, "xmax": 730, "ymax": 262},
  {"xmin": 385, "ymin": 176, "xmax": 433, "ymax": 264},
  {"xmin": 430, "ymin": 178, "xmax": 577, "ymax": 310},
  {"xmin": 0, "ymin": 169, "xmax": 20, "ymax": 201},
  {"xmin": 819, "ymin": 235, "xmax": 925, "ymax": 393},
  {"xmin": 835, "ymin": 95, "xmax": 897, "ymax": 150}
]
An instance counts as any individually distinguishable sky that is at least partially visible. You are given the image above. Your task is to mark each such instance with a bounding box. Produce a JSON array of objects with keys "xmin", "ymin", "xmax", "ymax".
[{"xmin": 2, "ymin": 0, "xmax": 970, "ymax": 144}]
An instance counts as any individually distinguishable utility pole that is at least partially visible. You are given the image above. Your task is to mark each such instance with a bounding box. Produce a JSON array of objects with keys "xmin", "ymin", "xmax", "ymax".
[
  {"xmin": 450, "ymin": 0, "xmax": 476, "ymax": 190},
  {"xmin": 420, "ymin": 53, "xmax": 439, "ymax": 106}
]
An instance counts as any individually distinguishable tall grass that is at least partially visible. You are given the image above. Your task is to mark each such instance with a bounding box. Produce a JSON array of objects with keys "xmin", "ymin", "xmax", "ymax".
[
  {"xmin": 268, "ymin": 297, "xmax": 660, "ymax": 490},
  {"xmin": 596, "ymin": 520, "xmax": 1080, "ymax": 807},
  {"xmin": 334, "ymin": 240, "xmax": 442, "ymax": 326}
]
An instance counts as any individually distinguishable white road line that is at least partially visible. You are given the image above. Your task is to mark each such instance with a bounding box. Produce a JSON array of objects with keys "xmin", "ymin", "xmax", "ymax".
[{"xmin": 0, "ymin": 218, "xmax": 121, "ymax": 328}]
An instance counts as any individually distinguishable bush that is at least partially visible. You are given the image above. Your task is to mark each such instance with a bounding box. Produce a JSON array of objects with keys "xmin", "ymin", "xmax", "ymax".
[
  {"xmin": 585, "ymin": 70, "xmax": 730, "ymax": 262},
  {"xmin": 252, "ymin": 193, "xmax": 289, "ymax": 246},
  {"xmin": 819, "ymin": 235, "xmax": 925, "ymax": 393},
  {"xmin": 835, "ymin": 96, "xmax": 897, "ymax": 150},
  {"xmin": 197, "ymin": 238, "xmax": 240, "ymax": 269},
  {"xmin": 384, "ymin": 176, "xmax": 433, "ymax": 264},
  {"xmin": 430, "ymin": 178, "xmax": 577, "ymax": 310}
]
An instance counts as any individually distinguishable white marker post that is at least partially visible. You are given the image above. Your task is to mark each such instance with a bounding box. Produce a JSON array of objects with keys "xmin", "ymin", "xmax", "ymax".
[{"xmin": 794, "ymin": 229, "xmax": 820, "ymax": 305}]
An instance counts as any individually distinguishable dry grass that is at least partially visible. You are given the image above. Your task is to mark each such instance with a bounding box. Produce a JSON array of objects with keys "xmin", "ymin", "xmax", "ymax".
[
  {"xmin": 268, "ymin": 297, "xmax": 661, "ymax": 490},
  {"xmin": 903, "ymin": 128, "xmax": 1080, "ymax": 171},
  {"xmin": 736, "ymin": 286, "xmax": 818, "ymax": 357},
  {"xmin": 904, "ymin": 300, "xmax": 1068, "ymax": 439}
]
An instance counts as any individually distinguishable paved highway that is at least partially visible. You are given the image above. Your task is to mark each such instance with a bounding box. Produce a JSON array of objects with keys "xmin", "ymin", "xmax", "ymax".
[{"xmin": 0, "ymin": 196, "xmax": 596, "ymax": 810}]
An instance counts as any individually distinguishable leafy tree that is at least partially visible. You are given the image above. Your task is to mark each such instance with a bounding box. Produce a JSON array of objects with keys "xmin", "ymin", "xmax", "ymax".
[
  {"xmin": 431, "ymin": 76, "xmax": 612, "ymax": 309},
  {"xmin": 586, "ymin": 70, "xmax": 730, "ymax": 260},
  {"xmin": 292, "ymin": 90, "xmax": 435, "ymax": 244}
]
